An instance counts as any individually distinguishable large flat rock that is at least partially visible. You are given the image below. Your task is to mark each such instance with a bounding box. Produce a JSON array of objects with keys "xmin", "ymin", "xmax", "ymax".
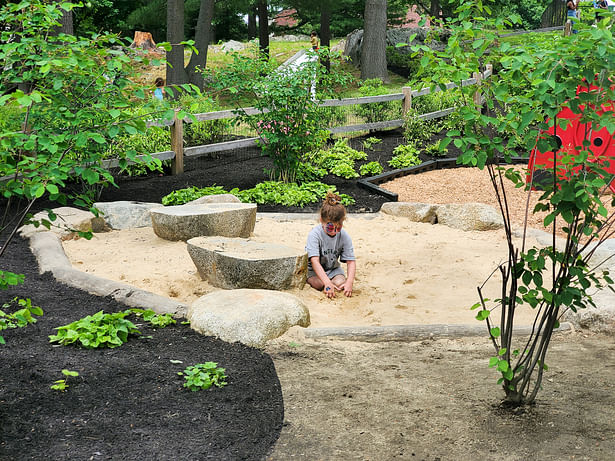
[
  {"xmin": 187, "ymin": 289, "xmax": 310, "ymax": 347},
  {"xmin": 151, "ymin": 203, "xmax": 257, "ymax": 241},
  {"xmin": 187, "ymin": 236, "xmax": 307, "ymax": 290},
  {"xmin": 18, "ymin": 207, "xmax": 106, "ymax": 239},
  {"xmin": 94, "ymin": 201, "xmax": 163, "ymax": 229}
]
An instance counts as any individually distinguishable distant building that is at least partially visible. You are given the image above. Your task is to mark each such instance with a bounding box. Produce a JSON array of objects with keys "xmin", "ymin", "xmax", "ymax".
[
  {"xmin": 395, "ymin": 5, "xmax": 430, "ymax": 28},
  {"xmin": 273, "ymin": 9, "xmax": 298, "ymax": 28}
]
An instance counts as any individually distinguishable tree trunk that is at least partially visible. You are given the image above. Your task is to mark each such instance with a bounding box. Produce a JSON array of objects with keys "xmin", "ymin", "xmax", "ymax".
[
  {"xmin": 361, "ymin": 0, "xmax": 388, "ymax": 82},
  {"xmin": 166, "ymin": 0, "xmax": 188, "ymax": 92},
  {"xmin": 320, "ymin": 3, "xmax": 331, "ymax": 72},
  {"xmin": 248, "ymin": 7, "xmax": 257, "ymax": 39},
  {"xmin": 50, "ymin": 1, "xmax": 73, "ymax": 35},
  {"xmin": 257, "ymin": 0, "xmax": 269, "ymax": 58},
  {"xmin": 429, "ymin": 0, "xmax": 440, "ymax": 21},
  {"xmin": 186, "ymin": 0, "xmax": 215, "ymax": 90}
]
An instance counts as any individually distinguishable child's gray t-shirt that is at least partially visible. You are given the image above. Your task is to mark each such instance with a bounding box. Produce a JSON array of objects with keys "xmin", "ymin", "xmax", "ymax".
[{"xmin": 305, "ymin": 225, "xmax": 355, "ymax": 279}]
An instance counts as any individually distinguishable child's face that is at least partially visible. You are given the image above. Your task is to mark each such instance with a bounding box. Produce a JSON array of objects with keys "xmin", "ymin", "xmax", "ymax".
[{"xmin": 322, "ymin": 220, "xmax": 343, "ymax": 237}]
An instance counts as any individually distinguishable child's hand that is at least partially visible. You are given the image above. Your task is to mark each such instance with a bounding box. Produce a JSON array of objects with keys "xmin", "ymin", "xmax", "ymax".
[
  {"xmin": 337, "ymin": 281, "xmax": 353, "ymax": 297},
  {"xmin": 324, "ymin": 284, "xmax": 337, "ymax": 298}
]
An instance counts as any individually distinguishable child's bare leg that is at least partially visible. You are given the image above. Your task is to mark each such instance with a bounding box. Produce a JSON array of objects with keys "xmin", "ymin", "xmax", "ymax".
[
  {"xmin": 307, "ymin": 275, "xmax": 325, "ymax": 290},
  {"xmin": 331, "ymin": 274, "xmax": 346, "ymax": 289}
]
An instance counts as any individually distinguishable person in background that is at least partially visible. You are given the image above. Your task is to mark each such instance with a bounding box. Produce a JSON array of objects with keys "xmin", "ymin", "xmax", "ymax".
[
  {"xmin": 305, "ymin": 191, "xmax": 356, "ymax": 298},
  {"xmin": 595, "ymin": 0, "xmax": 608, "ymax": 21},
  {"xmin": 154, "ymin": 77, "xmax": 165, "ymax": 100},
  {"xmin": 310, "ymin": 31, "xmax": 319, "ymax": 51},
  {"xmin": 567, "ymin": 0, "xmax": 580, "ymax": 33}
]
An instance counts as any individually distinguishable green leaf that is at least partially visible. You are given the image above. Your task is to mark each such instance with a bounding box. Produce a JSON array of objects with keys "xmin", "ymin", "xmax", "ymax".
[{"xmin": 490, "ymin": 327, "xmax": 501, "ymax": 338}]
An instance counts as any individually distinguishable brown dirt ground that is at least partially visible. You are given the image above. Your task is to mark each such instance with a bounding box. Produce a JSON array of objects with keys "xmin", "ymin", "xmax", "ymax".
[{"xmin": 266, "ymin": 331, "xmax": 615, "ymax": 461}]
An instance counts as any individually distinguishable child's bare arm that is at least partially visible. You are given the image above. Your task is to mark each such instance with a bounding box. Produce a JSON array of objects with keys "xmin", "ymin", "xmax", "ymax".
[{"xmin": 309, "ymin": 256, "xmax": 338, "ymax": 298}]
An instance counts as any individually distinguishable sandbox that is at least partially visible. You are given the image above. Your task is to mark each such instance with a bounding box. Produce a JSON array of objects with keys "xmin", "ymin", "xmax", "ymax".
[{"xmin": 62, "ymin": 213, "xmax": 544, "ymax": 328}]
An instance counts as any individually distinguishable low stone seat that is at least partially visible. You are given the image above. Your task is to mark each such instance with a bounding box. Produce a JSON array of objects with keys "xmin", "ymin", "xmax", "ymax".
[
  {"xmin": 150, "ymin": 203, "xmax": 256, "ymax": 241},
  {"xmin": 187, "ymin": 236, "xmax": 307, "ymax": 290},
  {"xmin": 187, "ymin": 289, "xmax": 310, "ymax": 347}
]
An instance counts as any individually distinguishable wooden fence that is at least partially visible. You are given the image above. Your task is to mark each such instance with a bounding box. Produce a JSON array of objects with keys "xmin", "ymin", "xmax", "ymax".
[{"xmin": 105, "ymin": 64, "xmax": 494, "ymax": 175}]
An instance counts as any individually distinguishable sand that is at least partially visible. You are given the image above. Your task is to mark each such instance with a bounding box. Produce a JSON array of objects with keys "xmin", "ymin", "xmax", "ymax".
[{"xmin": 62, "ymin": 213, "xmax": 543, "ymax": 328}]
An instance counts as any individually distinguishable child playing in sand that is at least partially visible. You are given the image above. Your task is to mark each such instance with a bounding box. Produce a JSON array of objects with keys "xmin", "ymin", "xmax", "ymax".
[{"xmin": 305, "ymin": 191, "xmax": 356, "ymax": 298}]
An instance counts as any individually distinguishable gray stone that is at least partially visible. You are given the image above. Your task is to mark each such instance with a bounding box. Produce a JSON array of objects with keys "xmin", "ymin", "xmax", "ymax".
[
  {"xmin": 19, "ymin": 207, "xmax": 101, "ymax": 239},
  {"xmin": 380, "ymin": 202, "xmax": 438, "ymax": 223},
  {"xmin": 94, "ymin": 201, "xmax": 164, "ymax": 230},
  {"xmin": 221, "ymin": 40, "xmax": 246, "ymax": 52},
  {"xmin": 150, "ymin": 203, "xmax": 257, "ymax": 241},
  {"xmin": 187, "ymin": 289, "xmax": 310, "ymax": 347},
  {"xmin": 435, "ymin": 203, "xmax": 503, "ymax": 231},
  {"xmin": 187, "ymin": 236, "xmax": 307, "ymax": 290},
  {"xmin": 185, "ymin": 194, "xmax": 240, "ymax": 206}
]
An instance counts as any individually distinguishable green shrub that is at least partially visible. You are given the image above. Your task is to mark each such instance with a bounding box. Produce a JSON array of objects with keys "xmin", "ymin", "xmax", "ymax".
[
  {"xmin": 389, "ymin": 144, "xmax": 422, "ymax": 169},
  {"xmin": 362, "ymin": 137, "xmax": 382, "ymax": 150},
  {"xmin": 356, "ymin": 79, "xmax": 399, "ymax": 124},
  {"xmin": 308, "ymin": 138, "xmax": 366, "ymax": 179},
  {"xmin": 359, "ymin": 161, "xmax": 384, "ymax": 176},
  {"xmin": 180, "ymin": 95, "xmax": 230, "ymax": 146},
  {"xmin": 424, "ymin": 139, "xmax": 449, "ymax": 157},
  {"xmin": 386, "ymin": 46, "xmax": 420, "ymax": 78},
  {"xmin": 162, "ymin": 185, "xmax": 228, "ymax": 205}
]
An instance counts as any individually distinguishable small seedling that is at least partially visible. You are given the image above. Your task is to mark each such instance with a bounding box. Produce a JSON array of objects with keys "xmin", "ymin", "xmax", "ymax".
[
  {"xmin": 128, "ymin": 308, "xmax": 176, "ymax": 328},
  {"xmin": 0, "ymin": 297, "xmax": 43, "ymax": 345},
  {"xmin": 178, "ymin": 362, "xmax": 228, "ymax": 391},
  {"xmin": 50, "ymin": 369, "xmax": 79, "ymax": 392},
  {"xmin": 288, "ymin": 341, "xmax": 301, "ymax": 348},
  {"xmin": 362, "ymin": 137, "xmax": 382, "ymax": 150}
]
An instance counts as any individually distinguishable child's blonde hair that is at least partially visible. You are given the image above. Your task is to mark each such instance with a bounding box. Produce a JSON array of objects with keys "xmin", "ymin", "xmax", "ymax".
[{"xmin": 320, "ymin": 191, "xmax": 346, "ymax": 223}]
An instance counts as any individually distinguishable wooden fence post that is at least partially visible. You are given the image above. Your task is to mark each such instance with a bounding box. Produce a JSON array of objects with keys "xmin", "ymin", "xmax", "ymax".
[
  {"xmin": 564, "ymin": 21, "xmax": 572, "ymax": 37},
  {"xmin": 170, "ymin": 109, "xmax": 184, "ymax": 175},
  {"xmin": 472, "ymin": 71, "xmax": 483, "ymax": 111},
  {"xmin": 402, "ymin": 86, "xmax": 412, "ymax": 115}
]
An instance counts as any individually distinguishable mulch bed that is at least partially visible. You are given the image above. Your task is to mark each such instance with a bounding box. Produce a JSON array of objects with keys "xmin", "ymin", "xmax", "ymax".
[{"xmin": 0, "ymin": 128, "xmax": 444, "ymax": 460}]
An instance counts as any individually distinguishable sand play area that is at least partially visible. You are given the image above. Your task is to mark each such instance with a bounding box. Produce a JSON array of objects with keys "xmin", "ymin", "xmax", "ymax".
[{"xmin": 62, "ymin": 213, "xmax": 544, "ymax": 328}]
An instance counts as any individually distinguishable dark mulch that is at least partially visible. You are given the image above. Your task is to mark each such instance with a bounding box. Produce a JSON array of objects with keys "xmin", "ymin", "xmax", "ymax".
[{"xmin": 0, "ymin": 128, "xmax": 442, "ymax": 460}]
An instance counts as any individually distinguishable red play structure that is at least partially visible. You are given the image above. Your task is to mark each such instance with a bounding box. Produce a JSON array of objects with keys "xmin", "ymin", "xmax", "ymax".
[{"xmin": 527, "ymin": 78, "xmax": 615, "ymax": 191}]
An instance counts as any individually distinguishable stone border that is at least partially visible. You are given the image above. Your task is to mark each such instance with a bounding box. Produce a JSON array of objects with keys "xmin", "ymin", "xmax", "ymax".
[
  {"xmin": 358, "ymin": 157, "xmax": 529, "ymax": 201},
  {"xmin": 25, "ymin": 211, "xmax": 577, "ymax": 341}
]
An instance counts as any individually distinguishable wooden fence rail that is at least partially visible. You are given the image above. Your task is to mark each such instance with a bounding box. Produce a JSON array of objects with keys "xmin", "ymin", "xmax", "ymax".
[{"xmin": 147, "ymin": 64, "xmax": 494, "ymax": 175}]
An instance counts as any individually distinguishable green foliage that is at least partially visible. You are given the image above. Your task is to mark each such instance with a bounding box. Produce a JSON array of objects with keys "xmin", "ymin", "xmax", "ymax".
[
  {"xmin": 162, "ymin": 181, "xmax": 355, "ymax": 207},
  {"xmin": 389, "ymin": 144, "xmax": 422, "ymax": 169},
  {"xmin": 356, "ymin": 79, "xmax": 400, "ymax": 124},
  {"xmin": 362, "ymin": 137, "xmax": 382, "ymax": 150},
  {"xmin": 417, "ymin": 0, "xmax": 615, "ymax": 405},
  {"xmin": 178, "ymin": 362, "xmax": 228, "ymax": 391},
  {"xmin": 386, "ymin": 46, "xmax": 421, "ymax": 78},
  {"xmin": 308, "ymin": 139, "xmax": 367, "ymax": 179},
  {"xmin": 49, "ymin": 310, "xmax": 141, "ymax": 349},
  {"xmin": 0, "ymin": 272, "xmax": 25, "ymax": 291},
  {"xmin": 180, "ymin": 95, "xmax": 230, "ymax": 147},
  {"xmin": 424, "ymin": 139, "xmax": 449, "ymax": 157},
  {"xmin": 404, "ymin": 90, "xmax": 464, "ymax": 144},
  {"xmin": 50, "ymin": 369, "xmax": 79, "ymax": 392},
  {"xmin": 0, "ymin": 297, "xmax": 43, "ymax": 345},
  {"xmin": 359, "ymin": 161, "xmax": 384, "ymax": 176},
  {"xmin": 128, "ymin": 308, "xmax": 176, "ymax": 328},
  {"xmin": 209, "ymin": 45, "xmax": 352, "ymax": 183},
  {"xmin": 161, "ymin": 185, "xmax": 228, "ymax": 206}
]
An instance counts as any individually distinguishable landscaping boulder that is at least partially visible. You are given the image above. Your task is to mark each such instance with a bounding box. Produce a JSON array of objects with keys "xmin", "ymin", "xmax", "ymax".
[
  {"xmin": 380, "ymin": 202, "xmax": 438, "ymax": 223},
  {"xmin": 435, "ymin": 203, "xmax": 503, "ymax": 231},
  {"xmin": 562, "ymin": 239, "xmax": 615, "ymax": 332},
  {"xmin": 187, "ymin": 289, "xmax": 310, "ymax": 347},
  {"xmin": 187, "ymin": 236, "xmax": 307, "ymax": 290},
  {"xmin": 185, "ymin": 194, "xmax": 240, "ymax": 206},
  {"xmin": 221, "ymin": 40, "xmax": 246, "ymax": 52},
  {"xmin": 18, "ymin": 207, "xmax": 105, "ymax": 239},
  {"xmin": 94, "ymin": 201, "xmax": 163, "ymax": 230},
  {"xmin": 150, "ymin": 203, "xmax": 257, "ymax": 241}
]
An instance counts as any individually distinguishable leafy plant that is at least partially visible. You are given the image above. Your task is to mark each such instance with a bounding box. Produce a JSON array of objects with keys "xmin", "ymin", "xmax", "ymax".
[
  {"xmin": 362, "ymin": 137, "xmax": 382, "ymax": 150},
  {"xmin": 162, "ymin": 185, "xmax": 228, "ymax": 205},
  {"xmin": 128, "ymin": 308, "xmax": 176, "ymax": 328},
  {"xmin": 308, "ymin": 138, "xmax": 366, "ymax": 179},
  {"xmin": 179, "ymin": 362, "xmax": 228, "ymax": 391},
  {"xmin": 209, "ymin": 45, "xmax": 352, "ymax": 183},
  {"xmin": 356, "ymin": 79, "xmax": 399, "ymax": 124},
  {"xmin": 50, "ymin": 369, "xmax": 79, "ymax": 392},
  {"xmin": 359, "ymin": 161, "xmax": 384, "ymax": 176},
  {"xmin": 49, "ymin": 310, "xmax": 141, "ymax": 349},
  {"xmin": 388, "ymin": 144, "xmax": 422, "ymax": 169},
  {"xmin": 415, "ymin": 0, "xmax": 615, "ymax": 405},
  {"xmin": 424, "ymin": 139, "xmax": 449, "ymax": 157},
  {"xmin": 0, "ymin": 297, "xmax": 43, "ymax": 345}
]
